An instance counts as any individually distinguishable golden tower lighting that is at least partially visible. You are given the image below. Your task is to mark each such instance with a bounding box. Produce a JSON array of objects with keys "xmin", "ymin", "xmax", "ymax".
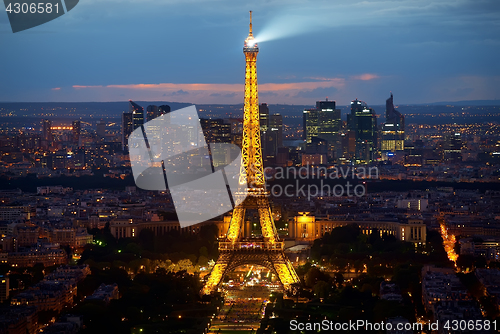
[{"xmin": 202, "ymin": 12, "xmax": 300, "ymax": 295}]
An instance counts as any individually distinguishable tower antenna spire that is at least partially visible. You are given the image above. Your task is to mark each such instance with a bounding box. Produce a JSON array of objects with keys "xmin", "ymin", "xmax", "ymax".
[{"xmin": 249, "ymin": 10, "xmax": 253, "ymax": 36}]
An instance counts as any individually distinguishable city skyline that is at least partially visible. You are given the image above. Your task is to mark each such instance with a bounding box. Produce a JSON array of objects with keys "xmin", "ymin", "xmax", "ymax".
[{"xmin": 1, "ymin": 0, "xmax": 499, "ymax": 105}]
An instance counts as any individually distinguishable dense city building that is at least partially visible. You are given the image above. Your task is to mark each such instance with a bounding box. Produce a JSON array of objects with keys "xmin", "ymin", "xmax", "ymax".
[
  {"xmin": 289, "ymin": 213, "xmax": 426, "ymax": 246},
  {"xmin": 130, "ymin": 100, "xmax": 144, "ymax": 131},
  {"xmin": 96, "ymin": 120, "xmax": 106, "ymax": 140},
  {"xmin": 259, "ymin": 103, "xmax": 284, "ymax": 161},
  {"xmin": 41, "ymin": 119, "xmax": 53, "ymax": 150},
  {"xmin": 381, "ymin": 93, "xmax": 405, "ymax": 157},
  {"xmin": 347, "ymin": 98, "xmax": 378, "ymax": 164},
  {"xmin": 303, "ymin": 99, "xmax": 341, "ymax": 161},
  {"xmin": 121, "ymin": 111, "xmax": 133, "ymax": 151},
  {"xmin": 443, "ymin": 132, "xmax": 463, "ymax": 163},
  {"xmin": 263, "ymin": 113, "xmax": 283, "ymax": 159},
  {"xmin": 71, "ymin": 120, "xmax": 81, "ymax": 147},
  {"xmin": 259, "ymin": 103, "xmax": 269, "ymax": 133},
  {"xmin": 146, "ymin": 105, "xmax": 158, "ymax": 122},
  {"xmin": 0, "ymin": 275, "xmax": 8, "ymax": 303}
]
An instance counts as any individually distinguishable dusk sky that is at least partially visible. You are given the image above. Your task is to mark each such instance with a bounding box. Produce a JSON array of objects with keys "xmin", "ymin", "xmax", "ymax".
[{"xmin": 1, "ymin": 0, "xmax": 499, "ymax": 106}]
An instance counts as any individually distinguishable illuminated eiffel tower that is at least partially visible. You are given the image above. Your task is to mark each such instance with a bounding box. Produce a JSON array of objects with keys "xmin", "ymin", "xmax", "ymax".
[{"xmin": 202, "ymin": 11, "xmax": 300, "ymax": 295}]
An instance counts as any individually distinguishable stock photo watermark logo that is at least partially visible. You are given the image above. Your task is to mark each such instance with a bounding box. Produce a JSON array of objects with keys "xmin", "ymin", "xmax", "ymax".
[
  {"xmin": 128, "ymin": 105, "xmax": 248, "ymax": 228},
  {"xmin": 4, "ymin": 0, "xmax": 79, "ymax": 33},
  {"xmin": 264, "ymin": 165, "xmax": 379, "ymax": 201}
]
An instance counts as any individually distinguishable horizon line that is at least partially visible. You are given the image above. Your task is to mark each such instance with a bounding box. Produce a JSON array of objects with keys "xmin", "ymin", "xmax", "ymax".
[{"xmin": 0, "ymin": 98, "xmax": 499, "ymax": 107}]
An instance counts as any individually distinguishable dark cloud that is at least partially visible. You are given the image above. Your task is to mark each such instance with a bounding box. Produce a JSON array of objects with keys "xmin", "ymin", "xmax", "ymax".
[
  {"xmin": 210, "ymin": 92, "xmax": 236, "ymax": 98},
  {"xmin": 259, "ymin": 91, "xmax": 279, "ymax": 97},
  {"xmin": 171, "ymin": 89, "xmax": 189, "ymax": 96},
  {"xmin": 293, "ymin": 87, "xmax": 337, "ymax": 99}
]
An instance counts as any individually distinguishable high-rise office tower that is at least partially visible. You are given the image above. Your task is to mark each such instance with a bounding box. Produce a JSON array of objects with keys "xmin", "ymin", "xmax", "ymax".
[
  {"xmin": 0, "ymin": 275, "xmax": 8, "ymax": 302},
  {"xmin": 41, "ymin": 119, "xmax": 53, "ymax": 150},
  {"xmin": 200, "ymin": 118, "xmax": 232, "ymax": 167},
  {"xmin": 123, "ymin": 100, "xmax": 145, "ymax": 152},
  {"xmin": 316, "ymin": 100, "xmax": 341, "ymax": 159},
  {"xmin": 348, "ymin": 98, "xmax": 378, "ymax": 164},
  {"xmin": 96, "ymin": 120, "xmax": 106, "ymax": 140},
  {"xmin": 259, "ymin": 103, "xmax": 269, "ymax": 132},
  {"xmin": 260, "ymin": 103, "xmax": 270, "ymax": 157},
  {"xmin": 200, "ymin": 118, "xmax": 231, "ymax": 144},
  {"xmin": 381, "ymin": 93, "xmax": 405, "ymax": 153},
  {"xmin": 158, "ymin": 105, "xmax": 171, "ymax": 117},
  {"xmin": 225, "ymin": 118, "xmax": 243, "ymax": 147},
  {"xmin": 303, "ymin": 108, "xmax": 318, "ymax": 142},
  {"xmin": 146, "ymin": 105, "xmax": 159, "ymax": 122},
  {"xmin": 443, "ymin": 132, "xmax": 462, "ymax": 163},
  {"xmin": 263, "ymin": 113, "xmax": 283, "ymax": 159},
  {"xmin": 259, "ymin": 103, "xmax": 283, "ymax": 160},
  {"xmin": 303, "ymin": 99, "xmax": 341, "ymax": 160},
  {"xmin": 144, "ymin": 104, "xmax": 172, "ymax": 154},
  {"xmin": 121, "ymin": 112, "xmax": 133, "ymax": 151},
  {"xmin": 72, "ymin": 120, "xmax": 81, "ymax": 147},
  {"xmin": 269, "ymin": 114, "xmax": 283, "ymax": 148},
  {"xmin": 129, "ymin": 100, "xmax": 144, "ymax": 130},
  {"xmin": 146, "ymin": 104, "xmax": 170, "ymax": 122}
]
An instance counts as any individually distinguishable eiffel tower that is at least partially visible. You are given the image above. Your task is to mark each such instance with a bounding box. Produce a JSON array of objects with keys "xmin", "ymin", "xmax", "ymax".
[{"xmin": 202, "ymin": 11, "xmax": 300, "ymax": 295}]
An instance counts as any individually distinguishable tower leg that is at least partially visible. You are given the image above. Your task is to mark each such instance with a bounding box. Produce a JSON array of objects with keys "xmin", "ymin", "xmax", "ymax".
[
  {"xmin": 226, "ymin": 206, "xmax": 245, "ymax": 243},
  {"xmin": 202, "ymin": 252, "xmax": 231, "ymax": 295},
  {"xmin": 257, "ymin": 196, "xmax": 278, "ymax": 243},
  {"xmin": 271, "ymin": 252, "xmax": 301, "ymax": 290}
]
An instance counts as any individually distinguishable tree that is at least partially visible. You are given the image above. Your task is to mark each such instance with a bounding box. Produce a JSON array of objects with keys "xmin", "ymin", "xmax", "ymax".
[
  {"xmin": 197, "ymin": 255, "xmax": 209, "ymax": 266},
  {"xmin": 138, "ymin": 229, "xmax": 155, "ymax": 252},
  {"xmin": 313, "ymin": 281, "xmax": 330, "ymax": 299},
  {"xmin": 199, "ymin": 246, "xmax": 208, "ymax": 258},
  {"xmin": 333, "ymin": 273, "xmax": 344, "ymax": 286},
  {"xmin": 305, "ymin": 267, "xmax": 329, "ymax": 288}
]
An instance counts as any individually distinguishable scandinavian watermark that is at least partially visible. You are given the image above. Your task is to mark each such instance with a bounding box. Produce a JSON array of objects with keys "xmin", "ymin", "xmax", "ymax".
[{"xmin": 262, "ymin": 165, "xmax": 379, "ymax": 201}]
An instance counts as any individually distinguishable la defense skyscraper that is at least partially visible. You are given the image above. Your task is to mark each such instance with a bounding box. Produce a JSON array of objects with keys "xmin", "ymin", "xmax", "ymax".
[
  {"xmin": 348, "ymin": 99, "xmax": 378, "ymax": 164},
  {"xmin": 381, "ymin": 93, "xmax": 405, "ymax": 154},
  {"xmin": 122, "ymin": 100, "xmax": 145, "ymax": 151},
  {"xmin": 202, "ymin": 12, "xmax": 300, "ymax": 295},
  {"xmin": 303, "ymin": 99, "xmax": 342, "ymax": 161}
]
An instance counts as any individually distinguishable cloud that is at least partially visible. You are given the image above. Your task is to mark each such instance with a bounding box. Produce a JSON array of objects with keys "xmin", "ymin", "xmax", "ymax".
[
  {"xmin": 66, "ymin": 79, "xmax": 347, "ymax": 104},
  {"xmin": 51, "ymin": 87, "xmax": 61, "ymax": 91},
  {"xmin": 305, "ymin": 76, "xmax": 341, "ymax": 81},
  {"xmin": 351, "ymin": 74, "xmax": 380, "ymax": 81},
  {"xmin": 171, "ymin": 89, "xmax": 189, "ymax": 96},
  {"xmin": 259, "ymin": 91, "xmax": 279, "ymax": 97},
  {"xmin": 72, "ymin": 85, "xmax": 103, "ymax": 89},
  {"xmin": 293, "ymin": 86, "xmax": 337, "ymax": 98},
  {"xmin": 72, "ymin": 78, "xmax": 345, "ymax": 95}
]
